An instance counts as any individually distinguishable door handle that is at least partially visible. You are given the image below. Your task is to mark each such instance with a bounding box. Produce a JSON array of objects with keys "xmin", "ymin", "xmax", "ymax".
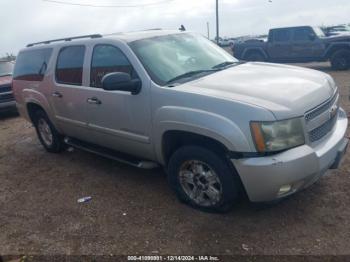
[
  {"xmin": 52, "ymin": 91, "xmax": 62, "ymax": 98},
  {"xmin": 87, "ymin": 97, "xmax": 102, "ymax": 105}
]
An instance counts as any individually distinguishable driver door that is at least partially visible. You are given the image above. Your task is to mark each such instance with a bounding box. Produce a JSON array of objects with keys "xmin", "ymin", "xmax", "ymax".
[
  {"xmin": 84, "ymin": 43, "xmax": 153, "ymax": 158},
  {"xmin": 291, "ymin": 27, "xmax": 325, "ymax": 60}
]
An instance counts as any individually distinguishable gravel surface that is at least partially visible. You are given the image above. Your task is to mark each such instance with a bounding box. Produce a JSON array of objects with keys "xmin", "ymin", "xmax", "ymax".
[{"xmin": 0, "ymin": 62, "xmax": 349, "ymax": 257}]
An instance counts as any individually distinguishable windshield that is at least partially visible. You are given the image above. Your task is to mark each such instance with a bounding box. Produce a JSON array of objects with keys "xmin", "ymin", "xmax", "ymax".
[
  {"xmin": 129, "ymin": 33, "xmax": 237, "ymax": 85},
  {"xmin": 0, "ymin": 62, "xmax": 14, "ymax": 77},
  {"xmin": 313, "ymin": 27, "xmax": 326, "ymax": 38}
]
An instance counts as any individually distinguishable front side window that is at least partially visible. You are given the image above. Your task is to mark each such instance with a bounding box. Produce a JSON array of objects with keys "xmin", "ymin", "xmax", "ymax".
[
  {"xmin": 90, "ymin": 45, "xmax": 135, "ymax": 88},
  {"xmin": 293, "ymin": 28, "xmax": 312, "ymax": 41},
  {"xmin": 56, "ymin": 45, "xmax": 85, "ymax": 85},
  {"xmin": 13, "ymin": 49, "xmax": 52, "ymax": 81},
  {"xmin": 129, "ymin": 33, "xmax": 236, "ymax": 86}
]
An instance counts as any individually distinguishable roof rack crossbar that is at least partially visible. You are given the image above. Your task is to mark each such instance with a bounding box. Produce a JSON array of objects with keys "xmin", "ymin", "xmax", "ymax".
[{"xmin": 26, "ymin": 34, "xmax": 102, "ymax": 47}]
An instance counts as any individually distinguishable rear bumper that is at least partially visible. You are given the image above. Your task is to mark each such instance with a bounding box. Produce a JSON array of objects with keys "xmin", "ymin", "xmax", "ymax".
[{"xmin": 232, "ymin": 108, "xmax": 348, "ymax": 202}]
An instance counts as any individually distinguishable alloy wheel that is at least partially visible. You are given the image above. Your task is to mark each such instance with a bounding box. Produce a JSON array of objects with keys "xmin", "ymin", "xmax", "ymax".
[
  {"xmin": 37, "ymin": 118, "xmax": 53, "ymax": 146},
  {"xmin": 179, "ymin": 160, "xmax": 223, "ymax": 207}
]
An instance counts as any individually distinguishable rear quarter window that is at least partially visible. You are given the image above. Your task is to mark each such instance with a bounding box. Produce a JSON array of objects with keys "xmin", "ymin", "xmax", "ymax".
[{"xmin": 13, "ymin": 49, "xmax": 52, "ymax": 81}]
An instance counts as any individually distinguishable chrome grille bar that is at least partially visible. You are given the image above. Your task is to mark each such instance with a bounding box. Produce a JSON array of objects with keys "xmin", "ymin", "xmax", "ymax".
[
  {"xmin": 305, "ymin": 92, "xmax": 339, "ymax": 143},
  {"xmin": 305, "ymin": 93, "xmax": 338, "ymax": 121}
]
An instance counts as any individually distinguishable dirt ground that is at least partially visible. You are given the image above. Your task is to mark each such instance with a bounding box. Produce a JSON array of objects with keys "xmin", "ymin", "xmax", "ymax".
[{"xmin": 1, "ymin": 62, "xmax": 350, "ymax": 258}]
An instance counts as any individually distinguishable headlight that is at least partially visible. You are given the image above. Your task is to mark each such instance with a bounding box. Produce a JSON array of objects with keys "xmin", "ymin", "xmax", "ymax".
[{"xmin": 250, "ymin": 118, "xmax": 305, "ymax": 153}]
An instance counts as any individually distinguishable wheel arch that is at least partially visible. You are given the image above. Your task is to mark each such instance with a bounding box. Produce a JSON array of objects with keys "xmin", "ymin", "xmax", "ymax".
[
  {"xmin": 153, "ymin": 107, "xmax": 252, "ymax": 165},
  {"xmin": 325, "ymin": 43, "xmax": 350, "ymax": 58},
  {"xmin": 161, "ymin": 130, "xmax": 231, "ymax": 166},
  {"xmin": 242, "ymin": 47, "xmax": 268, "ymax": 60},
  {"xmin": 21, "ymin": 88, "xmax": 52, "ymax": 121},
  {"xmin": 26, "ymin": 102, "xmax": 46, "ymax": 123}
]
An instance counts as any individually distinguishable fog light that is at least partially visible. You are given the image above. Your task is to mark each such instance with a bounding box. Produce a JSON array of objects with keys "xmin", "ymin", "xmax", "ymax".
[{"xmin": 278, "ymin": 184, "xmax": 292, "ymax": 195}]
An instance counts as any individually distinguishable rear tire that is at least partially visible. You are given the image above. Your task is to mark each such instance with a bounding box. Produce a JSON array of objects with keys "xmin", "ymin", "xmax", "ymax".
[
  {"xmin": 330, "ymin": 49, "xmax": 350, "ymax": 70},
  {"xmin": 244, "ymin": 51, "xmax": 266, "ymax": 62},
  {"xmin": 33, "ymin": 110, "xmax": 64, "ymax": 153},
  {"xmin": 167, "ymin": 145, "xmax": 240, "ymax": 213}
]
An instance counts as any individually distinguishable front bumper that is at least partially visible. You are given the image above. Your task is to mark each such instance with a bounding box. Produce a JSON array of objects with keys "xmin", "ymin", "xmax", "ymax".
[{"xmin": 232, "ymin": 108, "xmax": 348, "ymax": 202}]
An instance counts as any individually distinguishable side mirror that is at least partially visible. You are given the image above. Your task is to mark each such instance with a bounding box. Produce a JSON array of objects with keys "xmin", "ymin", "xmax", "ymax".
[{"xmin": 101, "ymin": 72, "xmax": 141, "ymax": 95}]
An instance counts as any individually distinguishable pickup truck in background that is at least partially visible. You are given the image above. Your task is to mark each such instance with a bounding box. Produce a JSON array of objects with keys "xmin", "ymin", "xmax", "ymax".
[{"xmin": 233, "ymin": 26, "xmax": 350, "ymax": 70}]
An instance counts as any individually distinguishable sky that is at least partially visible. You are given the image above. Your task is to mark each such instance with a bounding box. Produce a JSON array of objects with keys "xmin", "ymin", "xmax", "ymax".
[{"xmin": 1, "ymin": 0, "xmax": 350, "ymax": 55}]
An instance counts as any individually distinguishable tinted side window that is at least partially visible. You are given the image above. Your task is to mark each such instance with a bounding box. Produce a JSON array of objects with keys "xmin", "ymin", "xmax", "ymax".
[
  {"xmin": 13, "ymin": 49, "xmax": 52, "ymax": 81},
  {"xmin": 273, "ymin": 30, "xmax": 291, "ymax": 42},
  {"xmin": 56, "ymin": 46, "xmax": 85, "ymax": 85},
  {"xmin": 294, "ymin": 28, "xmax": 312, "ymax": 41},
  {"xmin": 90, "ymin": 45, "xmax": 134, "ymax": 88}
]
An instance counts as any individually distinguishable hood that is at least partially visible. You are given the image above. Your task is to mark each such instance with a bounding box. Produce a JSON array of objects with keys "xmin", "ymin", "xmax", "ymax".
[
  {"xmin": 323, "ymin": 34, "xmax": 350, "ymax": 42},
  {"xmin": 176, "ymin": 62, "xmax": 336, "ymax": 120},
  {"xmin": 0, "ymin": 75, "xmax": 12, "ymax": 86}
]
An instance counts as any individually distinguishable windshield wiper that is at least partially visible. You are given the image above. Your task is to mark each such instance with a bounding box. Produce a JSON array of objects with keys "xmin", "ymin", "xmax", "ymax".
[
  {"xmin": 166, "ymin": 69, "xmax": 218, "ymax": 85},
  {"xmin": 212, "ymin": 61, "xmax": 239, "ymax": 69}
]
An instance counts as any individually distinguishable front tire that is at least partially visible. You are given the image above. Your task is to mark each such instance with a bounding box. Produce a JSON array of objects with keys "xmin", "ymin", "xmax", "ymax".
[
  {"xmin": 167, "ymin": 146, "xmax": 240, "ymax": 213},
  {"xmin": 330, "ymin": 49, "xmax": 350, "ymax": 70},
  {"xmin": 33, "ymin": 110, "xmax": 64, "ymax": 153}
]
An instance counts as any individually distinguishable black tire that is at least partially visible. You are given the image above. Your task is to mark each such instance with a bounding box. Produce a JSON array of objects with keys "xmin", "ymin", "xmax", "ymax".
[
  {"xmin": 33, "ymin": 110, "xmax": 64, "ymax": 153},
  {"xmin": 245, "ymin": 51, "xmax": 266, "ymax": 62},
  {"xmin": 167, "ymin": 145, "xmax": 240, "ymax": 213},
  {"xmin": 330, "ymin": 49, "xmax": 350, "ymax": 70}
]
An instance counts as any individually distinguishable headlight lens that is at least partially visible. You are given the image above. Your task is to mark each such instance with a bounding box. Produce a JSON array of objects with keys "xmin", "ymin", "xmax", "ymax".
[{"xmin": 250, "ymin": 118, "xmax": 305, "ymax": 153}]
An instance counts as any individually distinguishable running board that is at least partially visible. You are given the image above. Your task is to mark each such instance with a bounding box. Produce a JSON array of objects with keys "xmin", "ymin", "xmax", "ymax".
[{"xmin": 64, "ymin": 137, "xmax": 158, "ymax": 169}]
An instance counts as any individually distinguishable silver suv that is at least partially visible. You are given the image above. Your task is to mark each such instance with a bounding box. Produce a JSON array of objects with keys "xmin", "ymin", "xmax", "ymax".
[{"xmin": 13, "ymin": 30, "xmax": 348, "ymax": 212}]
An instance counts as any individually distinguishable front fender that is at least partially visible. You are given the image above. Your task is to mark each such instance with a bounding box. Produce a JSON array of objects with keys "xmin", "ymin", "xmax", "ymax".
[
  {"xmin": 153, "ymin": 106, "xmax": 251, "ymax": 164},
  {"xmin": 324, "ymin": 42, "xmax": 350, "ymax": 57}
]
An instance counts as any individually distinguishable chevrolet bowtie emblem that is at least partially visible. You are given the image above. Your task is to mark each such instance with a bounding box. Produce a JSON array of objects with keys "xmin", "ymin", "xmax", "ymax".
[{"xmin": 329, "ymin": 104, "xmax": 338, "ymax": 119}]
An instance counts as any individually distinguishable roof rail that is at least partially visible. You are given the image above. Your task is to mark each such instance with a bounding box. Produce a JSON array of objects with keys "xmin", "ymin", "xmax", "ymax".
[
  {"xmin": 144, "ymin": 28, "xmax": 162, "ymax": 31},
  {"xmin": 26, "ymin": 34, "xmax": 102, "ymax": 47}
]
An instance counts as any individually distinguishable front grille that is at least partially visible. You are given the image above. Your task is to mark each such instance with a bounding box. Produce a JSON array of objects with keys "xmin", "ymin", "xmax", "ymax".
[
  {"xmin": 305, "ymin": 94, "xmax": 337, "ymax": 121},
  {"xmin": 0, "ymin": 93, "xmax": 14, "ymax": 103},
  {"xmin": 305, "ymin": 93, "xmax": 339, "ymax": 143},
  {"xmin": 0, "ymin": 84, "xmax": 12, "ymax": 93},
  {"xmin": 309, "ymin": 113, "xmax": 337, "ymax": 142}
]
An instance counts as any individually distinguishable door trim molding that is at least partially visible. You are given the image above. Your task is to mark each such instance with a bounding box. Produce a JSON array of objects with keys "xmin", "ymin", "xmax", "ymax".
[
  {"xmin": 88, "ymin": 123, "xmax": 150, "ymax": 144},
  {"xmin": 56, "ymin": 115, "xmax": 86, "ymax": 127}
]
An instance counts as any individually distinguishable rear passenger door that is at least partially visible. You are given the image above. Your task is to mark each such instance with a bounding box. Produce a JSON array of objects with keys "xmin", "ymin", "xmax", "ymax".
[
  {"xmin": 50, "ymin": 45, "xmax": 93, "ymax": 141},
  {"xmin": 84, "ymin": 43, "xmax": 153, "ymax": 158}
]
